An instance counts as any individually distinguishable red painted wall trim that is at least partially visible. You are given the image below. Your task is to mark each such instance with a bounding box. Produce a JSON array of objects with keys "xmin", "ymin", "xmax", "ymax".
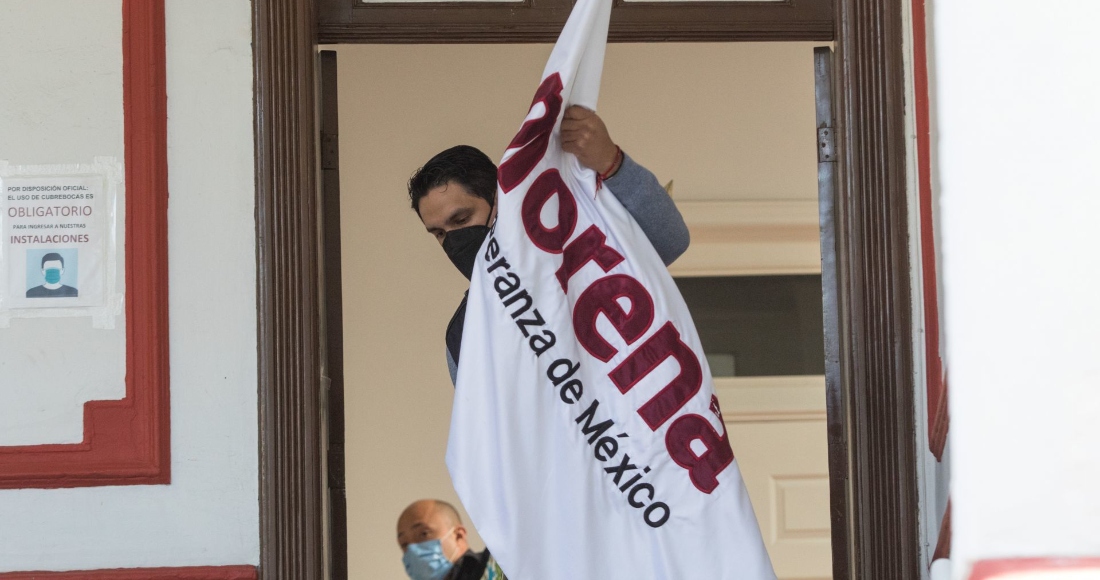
[
  {"xmin": 0, "ymin": 0, "xmax": 170, "ymax": 488},
  {"xmin": 911, "ymin": 0, "xmax": 949, "ymax": 461},
  {"xmin": 0, "ymin": 566, "xmax": 256, "ymax": 580},
  {"xmin": 932, "ymin": 499, "xmax": 952, "ymax": 561},
  {"xmin": 971, "ymin": 558, "xmax": 1100, "ymax": 579}
]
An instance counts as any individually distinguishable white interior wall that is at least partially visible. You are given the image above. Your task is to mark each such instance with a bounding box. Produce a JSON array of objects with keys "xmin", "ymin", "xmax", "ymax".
[
  {"xmin": 921, "ymin": 0, "xmax": 952, "ymax": 557},
  {"xmin": 931, "ymin": 1, "xmax": 1100, "ymax": 576},
  {"xmin": 0, "ymin": 0, "xmax": 259, "ymax": 570},
  {"xmin": 0, "ymin": 1, "xmax": 127, "ymax": 446},
  {"xmin": 901, "ymin": 0, "xmax": 950, "ymax": 572}
]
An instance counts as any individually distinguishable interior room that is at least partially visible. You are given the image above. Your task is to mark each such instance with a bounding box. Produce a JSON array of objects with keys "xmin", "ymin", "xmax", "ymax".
[{"xmin": 329, "ymin": 41, "xmax": 831, "ymax": 579}]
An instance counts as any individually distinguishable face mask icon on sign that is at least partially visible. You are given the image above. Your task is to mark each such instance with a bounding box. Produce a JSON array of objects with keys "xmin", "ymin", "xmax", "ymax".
[
  {"xmin": 26, "ymin": 252, "xmax": 78, "ymax": 299},
  {"xmin": 44, "ymin": 267, "xmax": 62, "ymax": 285}
]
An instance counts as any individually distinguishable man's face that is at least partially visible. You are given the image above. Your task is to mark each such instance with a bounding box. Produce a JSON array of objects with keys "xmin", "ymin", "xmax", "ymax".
[
  {"xmin": 397, "ymin": 501, "xmax": 467, "ymax": 559},
  {"xmin": 417, "ymin": 181, "xmax": 493, "ymax": 245}
]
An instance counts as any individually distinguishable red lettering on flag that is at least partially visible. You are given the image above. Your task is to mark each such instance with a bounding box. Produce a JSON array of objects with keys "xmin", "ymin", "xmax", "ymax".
[
  {"xmin": 666, "ymin": 413, "xmax": 734, "ymax": 494},
  {"xmin": 610, "ymin": 322, "xmax": 703, "ymax": 431},
  {"xmin": 522, "ymin": 169, "xmax": 578, "ymax": 253},
  {"xmin": 499, "ymin": 73, "xmax": 564, "ymax": 193},
  {"xmin": 556, "ymin": 226, "xmax": 624, "ymax": 292},
  {"xmin": 573, "ymin": 274, "xmax": 654, "ymax": 362}
]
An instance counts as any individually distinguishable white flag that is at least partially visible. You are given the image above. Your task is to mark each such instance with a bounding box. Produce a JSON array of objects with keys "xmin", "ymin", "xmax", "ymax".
[{"xmin": 446, "ymin": 0, "xmax": 776, "ymax": 577}]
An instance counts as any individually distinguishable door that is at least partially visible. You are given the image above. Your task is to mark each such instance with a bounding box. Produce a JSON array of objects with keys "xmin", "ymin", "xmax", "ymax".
[
  {"xmin": 319, "ymin": 49, "xmax": 349, "ymax": 580},
  {"xmin": 674, "ymin": 275, "xmax": 833, "ymax": 580},
  {"xmin": 327, "ymin": 41, "xmax": 838, "ymax": 579},
  {"xmin": 813, "ymin": 45, "xmax": 850, "ymax": 580},
  {"xmin": 659, "ymin": 47, "xmax": 842, "ymax": 580}
]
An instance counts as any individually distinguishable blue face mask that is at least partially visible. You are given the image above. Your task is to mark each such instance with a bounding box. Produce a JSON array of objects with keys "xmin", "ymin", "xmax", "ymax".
[
  {"xmin": 402, "ymin": 528, "xmax": 457, "ymax": 580},
  {"xmin": 44, "ymin": 268, "xmax": 62, "ymax": 285}
]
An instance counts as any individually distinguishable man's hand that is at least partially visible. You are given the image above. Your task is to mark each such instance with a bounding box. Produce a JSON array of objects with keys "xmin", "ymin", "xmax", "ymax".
[{"xmin": 561, "ymin": 106, "xmax": 621, "ymax": 176}]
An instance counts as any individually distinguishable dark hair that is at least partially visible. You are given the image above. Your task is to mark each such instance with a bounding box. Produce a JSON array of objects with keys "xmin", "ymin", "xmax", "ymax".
[
  {"xmin": 408, "ymin": 145, "xmax": 497, "ymax": 215},
  {"xmin": 41, "ymin": 252, "xmax": 64, "ymax": 268}
]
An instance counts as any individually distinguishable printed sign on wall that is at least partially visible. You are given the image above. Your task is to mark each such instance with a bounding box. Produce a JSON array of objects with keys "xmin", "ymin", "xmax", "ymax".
[{"xmin": 0, "ymin": 158, "xmax": 122, "ymax": 325}]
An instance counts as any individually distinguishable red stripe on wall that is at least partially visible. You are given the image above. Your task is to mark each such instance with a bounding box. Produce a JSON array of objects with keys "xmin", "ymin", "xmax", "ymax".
[
  {"xmin": 0, "ymin": 0, "xmax": 171, "ymax": 488},
  {"xmin": 931, "ymin": 499, "xmax": 951, "ymax": 561},
  {"xmin": 971, "ymin": 558, "xmax": 1100, "ymax": 579},
  {"xmin": 0, "ymin": 566, "xmax": 256, "ymax": 580},
  {"xmin": 911, "ymin": 0, "xmax": 949, "ymax": 461}
]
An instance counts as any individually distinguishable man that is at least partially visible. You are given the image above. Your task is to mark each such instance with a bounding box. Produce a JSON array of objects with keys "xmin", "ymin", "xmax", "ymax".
[
  {"xmin": 408, "ymin": 106, "xmax": 689, "ymax": 383},
  {"xmin": 397, "ymin": 499, "xmax": 507, "ymax": 580},
  {"xmin": 26, "ymin": 252, "xmax": 78, "ymax": 298}
]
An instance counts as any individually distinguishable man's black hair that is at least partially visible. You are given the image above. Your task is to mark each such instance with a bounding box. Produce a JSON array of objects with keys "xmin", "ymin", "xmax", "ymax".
[
  {"xmin": 41, "ymin": 252, "xmax": 64, "ymax": 268},
  {"xmin": 408, "ymin": 145, "xmax": 498, "ymax": 215}
]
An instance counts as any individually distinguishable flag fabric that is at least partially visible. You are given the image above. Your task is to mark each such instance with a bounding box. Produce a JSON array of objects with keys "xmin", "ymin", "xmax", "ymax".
[{"xmin": 445, "ymin": 0, "xmax": 776, "ymax": 577}]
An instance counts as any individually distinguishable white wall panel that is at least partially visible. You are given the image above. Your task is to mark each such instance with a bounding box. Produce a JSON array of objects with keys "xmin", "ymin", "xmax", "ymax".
[
  {"xmin": 0, "ymin": 0, "xmax": 259, "ymax": 570},
  {"xmin": 932, "ymin": 0, "xmax": 1100, "ymax": 573},
  {"xmin": 0, "ymin": 1, "xmax": 127, "ymax": 446}
]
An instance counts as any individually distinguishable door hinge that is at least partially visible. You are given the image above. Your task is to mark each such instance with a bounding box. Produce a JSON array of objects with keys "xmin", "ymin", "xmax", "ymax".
[{"xmin": 818, "ymin": 126, "xmax": 836, "ymax": 163}]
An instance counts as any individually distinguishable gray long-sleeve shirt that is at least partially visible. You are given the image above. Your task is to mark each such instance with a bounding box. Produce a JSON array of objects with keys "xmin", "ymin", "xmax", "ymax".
[{"xmin": 446, "ymin": 151, "xmax": 689, "ymax": 384}]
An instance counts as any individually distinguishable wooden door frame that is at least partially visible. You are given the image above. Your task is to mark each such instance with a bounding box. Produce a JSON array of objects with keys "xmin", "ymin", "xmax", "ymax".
[
  {"xmin": 253, "ymin": 0, "xmax": 323, "ymax": 577},
  {"xmin": 315, "ymin": 0, "xmax": 834, "ymax": 43},
  {"xmin": 252, "ymin": 0, "xmax": 918, "ymax": 577}
]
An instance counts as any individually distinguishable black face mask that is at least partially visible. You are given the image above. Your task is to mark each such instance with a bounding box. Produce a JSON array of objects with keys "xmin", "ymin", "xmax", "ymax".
[{"xmin": 443, "ymin": 222, "xmax": 491, "ymax": 280}]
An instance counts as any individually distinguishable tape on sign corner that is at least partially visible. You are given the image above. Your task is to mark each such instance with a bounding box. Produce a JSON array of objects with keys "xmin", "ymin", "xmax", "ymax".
[{"xmin": 91, "ymin": 312, "xmax": 116, "ymax": 330}]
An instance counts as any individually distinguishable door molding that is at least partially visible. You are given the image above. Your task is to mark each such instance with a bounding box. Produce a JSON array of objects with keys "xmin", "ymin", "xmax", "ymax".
[
  {"xmin": 252, "ymin": 0, "xmax": 921, "ymax": 576},
  {"xmin": 832, "ymin": 0, "xmax": 921, "ymax": 577},
  {"xmin": 317, "ymin": 0, "xmax": 834, "ymax": 44},
  {"xmin": 253, "ymin": 0, "xmax": 324, "ymax": 578}
]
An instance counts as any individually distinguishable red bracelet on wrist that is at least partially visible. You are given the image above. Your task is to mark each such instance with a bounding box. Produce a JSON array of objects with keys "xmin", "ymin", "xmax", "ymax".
[{"xmin": 599, "ymin": 146, "xmax": 623, "ymax": 180}]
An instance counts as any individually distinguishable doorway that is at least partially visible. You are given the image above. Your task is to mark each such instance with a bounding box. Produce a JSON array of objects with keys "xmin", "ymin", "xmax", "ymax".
[
  {"xmin": 252, "ymin": 1, "xmax": 920, "ymax": 578},
  {"xmin": 327, "ymin": 41, "xmax": 832, "ymax": 579}
]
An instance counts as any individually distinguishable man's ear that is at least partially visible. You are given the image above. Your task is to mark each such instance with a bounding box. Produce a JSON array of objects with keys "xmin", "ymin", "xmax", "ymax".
[{"xmin": 453, "ymin": 524, "xmax": 468, "ymax": 546}]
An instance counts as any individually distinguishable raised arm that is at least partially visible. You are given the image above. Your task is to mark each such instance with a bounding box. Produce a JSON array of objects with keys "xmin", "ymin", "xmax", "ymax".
[
  {"xmin": 603, "ymin": 152, "xmax": 689, "ymax": 265},
  {"xmin": 561, "ymin": 106, "xmax": 690, "ymax": 265}
]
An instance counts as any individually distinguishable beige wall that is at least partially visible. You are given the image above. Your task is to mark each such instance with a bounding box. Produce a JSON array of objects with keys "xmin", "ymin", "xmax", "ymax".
[{"xmin": 333, "ymin": 42, "xmax": 819, "ymax": 578}]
